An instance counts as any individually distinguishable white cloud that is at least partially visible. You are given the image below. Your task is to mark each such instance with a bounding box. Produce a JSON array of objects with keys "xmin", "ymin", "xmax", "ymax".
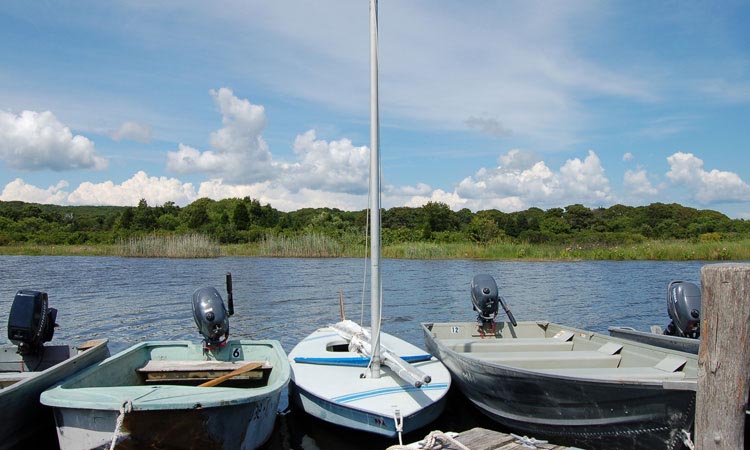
[
  {"xmin": 451, "ymin": 149, "xmax": 612, "ymax": 211},
  {"xmin": 111, "ymin": 121, "xmax": 153, "ymax": 143},
  {"xmin": 498, "ymin": 149, "xmax": 540, "ymax": 171},
  {"xmin": 623, "ymin": 169, "xmax": 658, "ymax": 197},
  {"xmin": 166, "ymin": 88, "xmax": 276, "ymax": 183},
  {"xmin": 0, "ymin": 110, "xmax": 107, "ymax": 171},
  {"xmin": 285, "ymin": 130, "xmax": 369, "ymax": 194},
  {"xmin": 666, "ymin": 152, "xmax": 750, "ymax": 204},
  {"xmin": 1, "ymin": 172, "xmax": 197, "ymax": 207},
  {"xmin": 68, "ymin": 171, "xmax": 197, "ymax": 206},
  {"xmin": 622, "ymin": 152, "xmax": 634, "ymax": 162},
  {"xmin": 558, "ymin": 150, "xmax": 612, "ymax": 204},
  {"xmin": 167, "ymin": 89, "xmax": 371, "ymax": 195},
  {"xmin": 0, "ymin": 178, "xmax": 70, "ymax": 204}
]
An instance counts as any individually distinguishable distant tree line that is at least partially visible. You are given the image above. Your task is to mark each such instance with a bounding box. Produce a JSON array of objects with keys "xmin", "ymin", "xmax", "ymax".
[{"xmin": 0, "ymin": 198, "xmax": 748, "ymax": 247}]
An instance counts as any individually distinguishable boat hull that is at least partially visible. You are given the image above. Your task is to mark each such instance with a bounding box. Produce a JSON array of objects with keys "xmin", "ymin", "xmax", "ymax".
[
  {"xmin": 608, "ymin": 327, "xmax": 699, "ymax": 354},
  {"xmin": 41, "ymin": 340, "xmax": 289, "ymax": 450},
  {"xmin": 51, "ymin": 394, "xmax": 279, "ymax": 450},
  {"xmin": 289, "ymin": 380, "xmax": 447, "ymax": 437},
  {"xmin": 422, "ymin": 322, "xmax": 696, "ymax": 450},
  {"xmin": 0, "ymin": 339, "xmax": 109, "ymax": 450},
  {"xmin": 288, "ymin": 325, "xmax": 451, "ymax": 437}
]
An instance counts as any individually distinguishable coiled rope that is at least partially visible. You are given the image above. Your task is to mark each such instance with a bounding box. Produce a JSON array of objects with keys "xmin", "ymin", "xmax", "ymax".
[{"xmin": 386, "ymin": 430, "xmax": 470, "ymax": 450}]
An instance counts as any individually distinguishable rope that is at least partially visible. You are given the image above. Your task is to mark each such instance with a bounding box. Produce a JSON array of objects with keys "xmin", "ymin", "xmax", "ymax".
[
  {"xmin": 386, "ymin": 430, "xmax": 469, "ymax": 450},
  {"xmin": 679, "ymin": 429, "xmax": 696, "ymax": 450},
  {"xmin": 510, "ymin": 433, "xmax": 549, "ymax": 449},
  {"xmin": 109, "ymin": 400, "xmax": 133, "ymax": 450},
  {"xmin": 394, "ymin": 409, "xmax": 404, "ymax": 446}
]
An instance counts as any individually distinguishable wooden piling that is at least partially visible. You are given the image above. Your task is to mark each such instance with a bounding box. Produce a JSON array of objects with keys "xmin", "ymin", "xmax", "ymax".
[{"xmin": 696, "ymin": 263, "xmax": 750, "ymax": 449}]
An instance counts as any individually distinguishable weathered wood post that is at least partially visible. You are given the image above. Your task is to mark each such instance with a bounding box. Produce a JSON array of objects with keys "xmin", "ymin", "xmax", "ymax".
[{"xmin": 696, "ymin": 263, "xmax": 750, "ymax": 449}]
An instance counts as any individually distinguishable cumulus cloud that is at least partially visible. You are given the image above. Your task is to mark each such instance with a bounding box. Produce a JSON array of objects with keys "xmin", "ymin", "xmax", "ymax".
[
  {"xmin": 284, "ymin": 130, "xmax": 369, "ymax": 194},
  {"xmin": 558, "ymin": 150, "xmax": 611, "ymax": 203},
  {"xmin": 666, "ymin": 152, "xmax": 750, "ymax": 204},
  {"xmin": 498, "ymin": 149, "xmax": 540, "ymax": 171},
  {"xmin": 0, "ymin": 110, "xmax": 107, "ymax": 171},
  {"xmin": 1, "ymin": 172, "xmax": 197, "ymax": 207},
  {"xmin": 166, "ymin": 88, "xmax": 275, "ymax": 183},
  {"xmin": 0, "ymin": 178, "xmax": 70, "ymax": 204},
  {"xmin": 622, "ymin": 152, "xmax": 634, "ymax": 162},
  {"xmin": 452, "ymin": 149, "xmax": 612, "ymax": 211},
  {"xmin": 111, "ymin": 121, "xmax": 152, "ymax": 143},
  {"xmin": 68, "ymin": 171, "xmax": 197, "ymax": 206},
  {"xmin": 167, "ymin": 89, "xmax": 372, "ymax": 195},
  {"xmin": 465, "ymin": 115, "xmax": 512, "ymax": 138},
  {"xmin": 623, "ymin": 169, "xmax": 658, "ymax": 197}
]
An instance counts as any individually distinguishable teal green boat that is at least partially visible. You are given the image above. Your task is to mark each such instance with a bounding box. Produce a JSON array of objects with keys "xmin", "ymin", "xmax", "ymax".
[
  {"xmin": 42, "ymin": 339, "xmax": 289, "ymax": 449},
  {"xmin": 41, "ymin": 277, "xmax": 290, "ymax": 450}
]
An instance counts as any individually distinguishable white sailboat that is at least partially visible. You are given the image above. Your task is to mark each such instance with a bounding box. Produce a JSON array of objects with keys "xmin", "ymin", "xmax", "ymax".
[{"xmin": 287, "ymin": 0, "xmax": 450, "ymax": 439}]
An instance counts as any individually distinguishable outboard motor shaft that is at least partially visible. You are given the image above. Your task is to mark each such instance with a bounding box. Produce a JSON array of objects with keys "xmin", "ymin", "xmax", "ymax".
[
  {"xmin": 7, "ymin": 290, "xmax": 58, "ymax": 355},
  {"xmin": 664, "ymin": 280, "xmax": 701, "ymax": 339},
  {"xmin": 192, "ymin": 287, "xmax": 230, "ymax": 349}
]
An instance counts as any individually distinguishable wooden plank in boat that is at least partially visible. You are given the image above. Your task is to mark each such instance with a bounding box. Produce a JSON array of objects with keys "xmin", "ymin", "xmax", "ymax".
[
  {"xmin": 137, "ymin": 360, "xmax": 272, "ymax": 383},
  {"xmin": 0, "ymin": 371, "xmax": 36, "ymax": 388}
]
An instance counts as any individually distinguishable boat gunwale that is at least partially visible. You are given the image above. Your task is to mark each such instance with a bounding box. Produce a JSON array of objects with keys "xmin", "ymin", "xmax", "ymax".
[{"xmin": 40, "ymin": 339, "xmax": 290, "ymax": 411}]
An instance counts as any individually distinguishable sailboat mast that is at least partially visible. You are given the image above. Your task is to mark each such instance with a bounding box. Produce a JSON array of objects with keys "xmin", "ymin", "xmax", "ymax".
[{"xmin": 369, "ymin": 0, "xmax": 381, "ymax": 379}]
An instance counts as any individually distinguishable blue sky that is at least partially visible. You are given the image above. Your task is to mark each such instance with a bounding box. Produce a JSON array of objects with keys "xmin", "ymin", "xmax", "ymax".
[{"xmin": 1, "ymin": 1, "xmax": 749, "ymax": 217}]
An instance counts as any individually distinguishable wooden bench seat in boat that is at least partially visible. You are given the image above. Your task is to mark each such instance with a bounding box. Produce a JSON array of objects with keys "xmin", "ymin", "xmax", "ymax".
[
  {"xmin": 137, "ymin": 360, "xmax": 272, "ymax": 385},
  {"xmin": 476, "ymin": 350, "xmax": 622, "ymax": 370},
  {"xmin": 442, "ymin": 338, "xmax": 574, "ymax": 353},
  {"xmin": 0, "ymin": 371, "xmax": 36, "ymax": 388}
]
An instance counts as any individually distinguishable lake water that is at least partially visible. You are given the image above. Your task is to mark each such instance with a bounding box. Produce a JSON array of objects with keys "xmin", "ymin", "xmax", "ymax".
[{"xmin": 0, "ymin": 256, "xmax": 709, "ymax": 449}]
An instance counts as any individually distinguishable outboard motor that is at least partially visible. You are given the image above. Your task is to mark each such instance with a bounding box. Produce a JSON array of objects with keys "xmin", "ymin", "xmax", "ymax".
[
  {"xmin": 471, "ymin": 274, "xmax": 517, "ymax": 329},
  {"xmin": 7, "ymin": 290, "xmax": 58, "ymax": 355},
  {"xmin": 192, "ymin": 287, "xmax": 230, "ymax": 349},
  {"xmin": 664, "ymin": 281, "xmax": 701, "ymax": 339},
  {"xmin": 471, "ymin": 274, "xmax": 500, "ymax": 327}
]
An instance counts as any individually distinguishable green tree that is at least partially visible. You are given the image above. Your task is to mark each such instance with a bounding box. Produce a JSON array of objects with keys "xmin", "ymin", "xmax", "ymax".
[
  {"xmin": 564, "ymin": 204, "xmax": 595, "ymax": 231},
  {"xmin": 182, "ymin": 198, "xmax": 213, "ymax": 230},
  {"xmin": 467, "ymin": 216, "xmax": 499, "ymax": 243},
  {"xmin": 421, "ymin": 202, "xmax": 458, "ymax": 232},
  {"xmin": 133, "ymin": 199, "xmax": 157, "ymax": 231},
  {"xmin": 233, "ymin": 202, "xmax": 250, "ymax": 230}
]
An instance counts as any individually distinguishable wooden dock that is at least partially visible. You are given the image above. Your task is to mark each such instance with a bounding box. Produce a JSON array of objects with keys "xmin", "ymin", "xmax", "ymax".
[{"xmin": 399, "ymin": 427, "xmax": 580, "ymax": 450}]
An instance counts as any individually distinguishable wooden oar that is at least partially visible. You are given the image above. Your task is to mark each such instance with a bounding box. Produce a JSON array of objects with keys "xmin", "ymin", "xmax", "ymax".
[{"xmin": 198, "ymin": 361, "xmax": 263, "ymax": 387}]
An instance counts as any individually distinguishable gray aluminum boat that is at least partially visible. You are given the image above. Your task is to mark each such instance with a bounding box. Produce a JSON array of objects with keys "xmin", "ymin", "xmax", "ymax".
[
  {"xmin": 609, "ymin": 281, "xmax": 701, "ymax": 355},
  {"xmin": 1, "ymin": 290, "xmax": 110, "ymax": 450},
  {"xmin": 422, "ymin": 275, "xmax": 698, "ymax": 450}
]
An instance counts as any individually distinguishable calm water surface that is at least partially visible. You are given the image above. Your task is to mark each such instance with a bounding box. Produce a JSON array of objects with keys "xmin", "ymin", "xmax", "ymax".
[{"xmin": 0, "ymin": 256, "xmax": 708, "ymax": 449}]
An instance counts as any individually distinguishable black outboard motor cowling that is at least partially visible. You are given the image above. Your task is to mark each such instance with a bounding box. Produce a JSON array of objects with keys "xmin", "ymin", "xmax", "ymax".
[
  {"xmin": 7, "ymin": 290, "xmax": 58, "ymax": 354},
  {"xmin": 665, "ymin": 281, "xmax": 701, "ymax": 338},
  {"xmin": 471, "ymin": 274, "xmax": 500, "ymax": 326},
  {"xmin": 192, "ymin": 287, "xmax": 230, "ymax": 348}
]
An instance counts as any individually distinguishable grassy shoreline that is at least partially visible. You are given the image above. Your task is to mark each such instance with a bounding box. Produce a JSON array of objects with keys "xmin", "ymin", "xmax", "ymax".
[{"xmin": 1, "ymin": 235, "xmax": 748, "ymax": 261}]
